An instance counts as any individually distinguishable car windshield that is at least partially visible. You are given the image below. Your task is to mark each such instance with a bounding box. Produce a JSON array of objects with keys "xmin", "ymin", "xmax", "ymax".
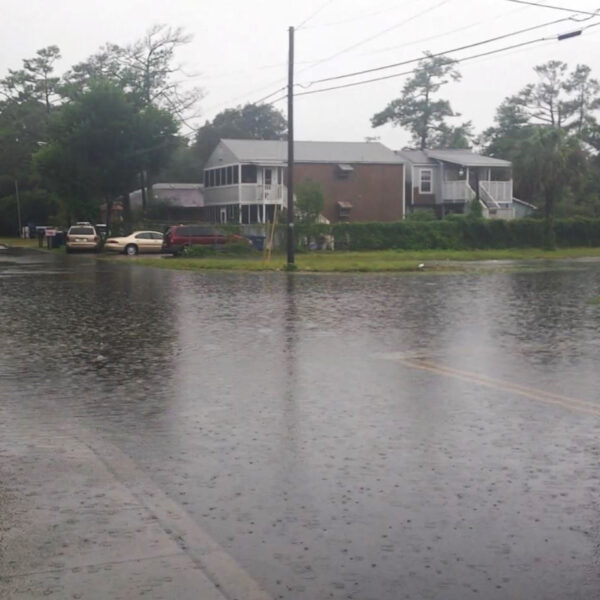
[{"xmin": 69, "ymin": 227, "xmax": 95, "ymax": 235}]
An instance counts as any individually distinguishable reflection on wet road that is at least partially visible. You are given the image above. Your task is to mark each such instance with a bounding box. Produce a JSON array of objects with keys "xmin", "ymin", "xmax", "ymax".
[{"xmin": 2, "ymin": 249, "xmax": 600, "ymax": 599}]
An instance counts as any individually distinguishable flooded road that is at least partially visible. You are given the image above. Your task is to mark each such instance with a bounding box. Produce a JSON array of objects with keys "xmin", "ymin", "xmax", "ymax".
[{"xmin": 2, "ymin": 249, "xmax": 600, "ymax": 599}]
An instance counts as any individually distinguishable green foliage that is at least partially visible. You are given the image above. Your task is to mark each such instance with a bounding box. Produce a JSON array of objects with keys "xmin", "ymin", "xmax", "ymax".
[
  {"xmin": 304, "ymin": 218, "xmax": 600, "ymax": 251},
  {"xmin": 34, "ymin": 81, "xmax": 177, "ymax": 223},
  {"xmin": 406, "ymin": 209, "xmax": 437, "ymax": 221},
  {"xmin": 0, "ymin": 187, "xmax": 58, "ymax": 235},
  {"xmin": 295, "ymin": 179, "xmax": 325, "ymax": 223},
  {"xmin": 194, "ymin": 103, "xmax": 287, "ymax": 167},
  {"xmin": 371, "ymin": 53, "xmax": 471, "ymax": 149},
  {"xmin": 182, "ymin": 241, "xmax": 257, "ymax": 257},
  {"xmin": 63, "ymin": 25, "xmax": 201, "ymax": 116},
  {"xmin": 1, "ymin": 46, "xmax": 61, "ymax": 112}
]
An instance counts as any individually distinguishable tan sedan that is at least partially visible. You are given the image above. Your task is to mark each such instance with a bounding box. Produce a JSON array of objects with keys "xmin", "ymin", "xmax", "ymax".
[{"xmin": 104, "ymin": 231, "xmax": 164, "ymax": 256}]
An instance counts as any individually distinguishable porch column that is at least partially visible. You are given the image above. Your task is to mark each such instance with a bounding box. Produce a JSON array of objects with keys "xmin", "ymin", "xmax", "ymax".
[{"xmin": 238, "ymin": 164, "xmax": 242, "ymax": 224}]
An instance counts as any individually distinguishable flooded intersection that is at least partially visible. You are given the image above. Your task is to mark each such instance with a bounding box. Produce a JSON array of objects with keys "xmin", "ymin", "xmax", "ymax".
[{"xmin": 1, "ymin": 250, "xmax": 600, "ymax": 599}]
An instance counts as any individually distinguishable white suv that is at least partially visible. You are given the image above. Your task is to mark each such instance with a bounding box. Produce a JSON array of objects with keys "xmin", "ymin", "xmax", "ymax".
[{"xmin": 66, "ymin": 223, "xmax": 101, "ymax": 253}]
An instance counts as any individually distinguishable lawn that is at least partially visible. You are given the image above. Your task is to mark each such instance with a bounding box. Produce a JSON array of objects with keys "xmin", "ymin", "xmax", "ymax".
[
  {"xmin": 4, "ymin": 236, "xmax": 600, "ymax": 271},
  {"xmin": 0, "ymin": 236, "xmax": 39, "ymax": 248},
  {"xmin": 131, "ymin": 247, "xmax": 600, "ymax": 273}
]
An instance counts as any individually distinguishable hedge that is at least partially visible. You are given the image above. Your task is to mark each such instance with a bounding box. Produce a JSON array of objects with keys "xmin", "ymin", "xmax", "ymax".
[{"xmin": 294, "ymin": 217, "xmax": 600, "ymax": 251}]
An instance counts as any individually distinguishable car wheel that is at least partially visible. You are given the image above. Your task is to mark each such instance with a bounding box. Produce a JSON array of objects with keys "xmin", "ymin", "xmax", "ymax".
[{"xmin": 125, "ymin": 244, "xmax": 138, "ymax": 256}]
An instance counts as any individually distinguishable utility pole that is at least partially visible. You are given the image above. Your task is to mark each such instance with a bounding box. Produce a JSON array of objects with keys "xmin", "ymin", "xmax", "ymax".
[
  {"xmin": 287, "ymin": 25, "xmax": 295, "ymax": 266},
  {"xmin": 14, "ymin": 179, "xmax": 22, "ymax": 237}
]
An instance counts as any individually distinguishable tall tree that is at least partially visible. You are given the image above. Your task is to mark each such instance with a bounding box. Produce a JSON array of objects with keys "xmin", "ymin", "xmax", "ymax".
[
  {"xmin": 63, "ymin": 26, "xmax": 202, "ymax": 118},
  {"xmin": 371, "ymin": 53, "xmax": 470, "ymax": 149},
  {"xmin": 505, "ymin": 61, "xmax": 600, "ymax": 132},
  {"xmin": 563, "ymin": 64, "xmax": 600, "ymax": 135},
  {"xmin": 35, "ymin": 82, "xmax": 177, "ymax": 224},
  {"xmin": 513, "ymin": 127, "xmax": 583, "ymax": 247},
  {"xmin": 481, "ymin": 61, "xmax": 600, "ymax": 215},
  {"xmin": 194, "ymin": 103, "xmax": 287, "ymax": 167},
  {"xmin": 1, "ymin": 46, "xmax": 62, "ymax": 114}
]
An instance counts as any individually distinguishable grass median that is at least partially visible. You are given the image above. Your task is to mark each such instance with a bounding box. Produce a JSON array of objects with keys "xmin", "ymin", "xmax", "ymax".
[{"xmin": 131, "ymin": 247, "xmax": 600, "ymax": 273}]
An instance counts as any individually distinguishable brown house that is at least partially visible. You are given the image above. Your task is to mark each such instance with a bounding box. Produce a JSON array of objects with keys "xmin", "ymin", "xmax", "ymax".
[{"xmin": 203, "ymin": 139, "xmax": 405, "ymax": 224}]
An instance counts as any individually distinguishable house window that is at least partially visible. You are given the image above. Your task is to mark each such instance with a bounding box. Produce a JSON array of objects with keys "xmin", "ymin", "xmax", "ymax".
[
  {"xmin": 419, "ymin": 169, "xmax": 433, "ymax": 194},
  {"xmin": 241, "ymin": 165, "xmax": 257, "ymax": 183},
  {"xmin": 226, "ymin": 166, "xmax": 233, "ymax": 185},
  {"xmin": 233, "ymin": 165, "xmax": 239, "ymax": 184},
  {"xmin": 264, "ymin": 168, "xmax": 272, "ymax": 186},
  {"xmin": 336, "ymin": 164, "xmax": 354, "ymax": 180},
  {"xmin": 337, "ymin": 201, "xmax": 352, "ymax": 221}
]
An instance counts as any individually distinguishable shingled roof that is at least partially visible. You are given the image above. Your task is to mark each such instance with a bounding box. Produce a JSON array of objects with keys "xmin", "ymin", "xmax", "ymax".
[
  {"xmin": 397, "ymin": 148, "xmax": 511, "ymax": 168},
  {"xmin": 219, "ymin": 139, "xmax": 403, "ymax": 165}
]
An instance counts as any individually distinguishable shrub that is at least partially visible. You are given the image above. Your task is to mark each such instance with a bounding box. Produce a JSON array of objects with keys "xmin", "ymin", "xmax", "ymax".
[{"xmin": 320, "ymin": 217, "xmax": 600, "ymax": 251}]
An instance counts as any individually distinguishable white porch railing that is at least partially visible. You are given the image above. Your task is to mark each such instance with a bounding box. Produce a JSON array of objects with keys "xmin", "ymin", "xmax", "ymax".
[
  {"xmin": 442, "ymin": 180, "xmax": 513, "ymax": 204},
  {"xmin": 255, "ymin": 184, "xmax": 285, "ymax": 203},
  {"xmin": 442, "ymin": 181, "xmax": 473, "ymax": 202},
  {"xmin": 480, "ymin": 180, "xmax": 513, "ymax": 203}
]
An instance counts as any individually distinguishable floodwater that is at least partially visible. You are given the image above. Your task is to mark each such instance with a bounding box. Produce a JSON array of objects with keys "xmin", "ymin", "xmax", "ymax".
[{"xmin": 2, "ymin": 249, "xmax": 600, "ymax": 599}]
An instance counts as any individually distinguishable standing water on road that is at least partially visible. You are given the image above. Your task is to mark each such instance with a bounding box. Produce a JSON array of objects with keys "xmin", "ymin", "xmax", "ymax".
[{"xmin": 2, "ymin": 249, "xmax": 600, "ymax": 599}]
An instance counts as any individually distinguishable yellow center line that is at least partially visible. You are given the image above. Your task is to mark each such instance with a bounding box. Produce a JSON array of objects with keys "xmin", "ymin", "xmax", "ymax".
[{"xmin": 398, "ymin": 358, "xmax": 600, "ymax": 417}]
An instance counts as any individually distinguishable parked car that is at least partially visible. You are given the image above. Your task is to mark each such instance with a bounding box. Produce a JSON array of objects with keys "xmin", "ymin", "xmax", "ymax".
[
  {"xmin": 162, "ymin": 225, "xmax": 249, "ymax": 256},
  {"xmin": 104, "ymin": 231, "xmax": 164, "ymax": 256},
  {"xmin": 66, "ymin": 223, "xmax": 101, "ymax": 253}
]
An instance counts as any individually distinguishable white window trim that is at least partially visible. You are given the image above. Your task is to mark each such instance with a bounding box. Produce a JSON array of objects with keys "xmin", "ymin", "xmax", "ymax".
[{"xmin": 419, "ymin": 168, "xmax": 433, "ymax": 194}]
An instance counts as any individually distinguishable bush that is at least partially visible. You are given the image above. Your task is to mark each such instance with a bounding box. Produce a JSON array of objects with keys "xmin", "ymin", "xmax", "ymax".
[
  {"xmin": 182, "ymin": 241, "xmax": 258, "ymax": 258},
  {"xmin": 317, "ymin": 217, "xmax": 600, "ymax": 251}
]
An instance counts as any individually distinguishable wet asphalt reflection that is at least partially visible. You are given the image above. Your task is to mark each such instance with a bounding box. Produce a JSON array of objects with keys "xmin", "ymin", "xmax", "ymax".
[{"xmin": 2, "ymin": 249, "xmax": 600, "ymax": 599}]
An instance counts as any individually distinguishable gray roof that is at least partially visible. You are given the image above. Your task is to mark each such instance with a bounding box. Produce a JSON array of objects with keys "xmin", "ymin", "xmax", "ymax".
[
  {"xmin": 220, "ymin": 139, "xmax": 403, "ymax": 165},
  {"xmin": 152, "ymin": 183, "xmax": 203, "ymax": 190},
  {"xmin": 426, "ymin": 150, "xmax": 511, "ymax": 168},
  {"xmin": 395, "ymin": 149, "xmax": 433, "ymax": 165},
  {"xmin": 396, "ymin": 148, "xmax": 511, "ymax": 168}
]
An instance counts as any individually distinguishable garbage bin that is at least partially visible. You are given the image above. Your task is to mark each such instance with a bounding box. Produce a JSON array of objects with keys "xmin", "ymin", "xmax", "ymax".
[
  {"xmin": 246, "ymin": 235, "xmax": 266, "ymax": 251},
  {"xmin": 45, "ymin": 229, "xmax": 59, "ymax": 249},
  {"xmin": 54, "ymin": 231, "xmax": 65, "ymax": 248}
]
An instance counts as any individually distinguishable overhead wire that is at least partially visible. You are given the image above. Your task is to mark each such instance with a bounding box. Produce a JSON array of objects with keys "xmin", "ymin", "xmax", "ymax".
[
  {"xmin": 504, "ymin": 0, "xmax": 600, "ymax": 17},
  {"xmin": 357, "ymin": 4, "xmax": 528, "ymax": 57},
  {"xmin": 297, "ymin": 14, "xmax": 581, "ymax": 88},
  {"xmin": 303, "ymin": 0, "xmax": 412, "ymax": 29},
  {"xmin": 296, "ymin": 0, "xmax": 336, "ymax": 30},
  {"xmin": 266, "ymin": 21, "xmax": 600, "ymax": 103},
  {"xmin": 295, "ymin": 0, "xmax": 452, "ymax": 77}
]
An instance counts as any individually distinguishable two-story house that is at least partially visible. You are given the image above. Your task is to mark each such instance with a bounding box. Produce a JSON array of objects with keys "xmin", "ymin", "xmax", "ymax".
[{"xmin": 203, "ymin": 139, "xmax": 405, "ymax": 224}]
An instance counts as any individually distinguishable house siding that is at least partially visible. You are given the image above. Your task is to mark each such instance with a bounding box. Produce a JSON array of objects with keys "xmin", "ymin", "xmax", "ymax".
[
  {"xmin": 412, "ymin": 187, "xmax": 437, "ymax": 206},
  {"xmin": 293, "ymin": 162, "xmax": 404, "ymax": 222}
]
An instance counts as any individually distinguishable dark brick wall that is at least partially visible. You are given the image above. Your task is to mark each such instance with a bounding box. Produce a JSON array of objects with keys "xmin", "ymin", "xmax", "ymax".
[{"xmin": 293, "ymin": 163, "xmax": 404, "ymax": 222}]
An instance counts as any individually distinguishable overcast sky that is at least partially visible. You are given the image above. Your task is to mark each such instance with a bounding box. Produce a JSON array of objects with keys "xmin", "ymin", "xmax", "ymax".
[{"xmin": 2, "ymin": 0, "xmax": 600, "ymax": 149}]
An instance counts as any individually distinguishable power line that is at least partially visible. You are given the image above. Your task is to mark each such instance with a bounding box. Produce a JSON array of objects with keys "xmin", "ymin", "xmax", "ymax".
[
  {"xmin": 504, "ymin": 0, "xmax": 600, "ymax": 17},
  {"xmin": 298, "ymin": 15, "xmax": 576, "ymax": 88},
  {"xmin": 355, "ymin": 4, "xmax": 528, "ymax": 57},
  {"xmin": 301, "ymin": 0, "xmax": 410, "ymax": 29},
  {"xmin": 270, "ymin": 23, "xmax": 600, "ymax": 101},
  {"xmin": 296, "ymin": 0, "xmax": 336, "ymax": 30},
  {"xmin": 296, "ymin": 0, "xmax": 451, "ymax": 77}
]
